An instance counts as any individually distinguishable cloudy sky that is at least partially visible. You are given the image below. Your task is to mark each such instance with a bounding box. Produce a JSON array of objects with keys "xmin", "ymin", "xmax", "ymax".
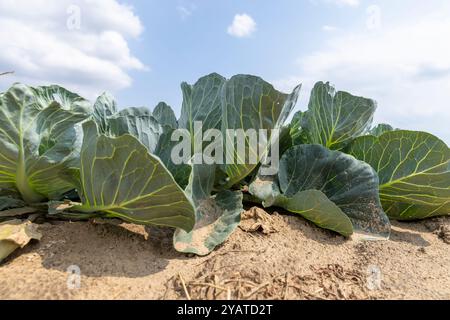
[{"xmin": 0, "ymin": 0, "xmax": 449, "ymax": 143}]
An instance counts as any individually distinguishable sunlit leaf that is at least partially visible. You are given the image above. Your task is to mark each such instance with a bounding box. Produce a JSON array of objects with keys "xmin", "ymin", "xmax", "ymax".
[
  {"xmin": 0, "ymin": 84, "xmax": 91, "ymax": 203},
  {"xmin": 300, "ymin": 82, "xmax": 375, "ymax": 150},
  {"xmin": 348, "ymin": 130, "xmax": 450, "ymax": 220},
  {"xmin": 61, "ymin": 121, "xmax": 196, "ymax": 231},
  {"xmin": 219, "ymin": 75, "xmax": 301, "ymax": 188}
]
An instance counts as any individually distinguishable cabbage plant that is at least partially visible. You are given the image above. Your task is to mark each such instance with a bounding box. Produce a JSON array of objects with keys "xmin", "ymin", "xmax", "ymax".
[{"xmin": 0, "ymin": 74, "xmax": 449, "ymax": 261}]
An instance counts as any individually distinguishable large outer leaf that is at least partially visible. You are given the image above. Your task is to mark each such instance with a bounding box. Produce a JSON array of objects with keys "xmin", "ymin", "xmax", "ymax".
[
  {"xmin": 348, "ymin": 130, "xmax": 450, "ymax": 220},
  {"xmin": 92, "ymin": 93, "xmax": 189, "ymax": 189},
  {"xmin": 92, "ymin": 94, "xmax": 185, "ymax": 187},
  {"xmin": 276, "ymin": 191, "xmax": 353, "ymax": 237},
  {"xmin": 301, "ymin": 82, "xmax": 376, "ymax": 150},
  {"xmin": 0, "ymin": 84, "xmax": 91, "ymax": 203},
  {"xmin": 66, "ymin": 121, "xmax": 195, "ymax": 231},
  {"xmin": 219, "ymin": 75, "xmax": 301, "ymax": 188},
  {"xmin": 32, "ymin": 85, "xmax": 91, "ymax": 113},
  {"xmin": 248, "ymin": 175, "xmax": 353, "ymax": 237},
  {"xmin": 278, "ymin": 144, "xmax": 390, "ymax": 238}
]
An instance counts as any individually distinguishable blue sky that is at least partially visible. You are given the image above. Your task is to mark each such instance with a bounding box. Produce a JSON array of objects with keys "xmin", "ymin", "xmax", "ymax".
[
  {"xmin": 121, "ymin": 0, "xmax": 358, "ymax": 107},
  {"xmin": 0, "ymin": 0, "xmax": 449, "ymax": 143}
]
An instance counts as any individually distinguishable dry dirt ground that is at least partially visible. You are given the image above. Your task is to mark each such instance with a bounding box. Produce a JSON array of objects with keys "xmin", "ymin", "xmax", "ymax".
[{"xmin": 0, "ymin": 208, "xmax": 449, "ymax": 300}]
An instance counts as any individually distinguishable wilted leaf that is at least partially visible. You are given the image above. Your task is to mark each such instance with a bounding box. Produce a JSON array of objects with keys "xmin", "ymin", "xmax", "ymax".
[
  {"xmin": 173, "ymin": 160, "xmax": 244, "ymax": 255},
  {"xmin": 0, "ymin": 219, "xmax": 41, "ymax": 262},
  {"xmin": 47, "ymin": 200, "xmax": 78, "ymax": 215},
  {"xmin": 240, "ymin": 206, "xmax": 279, "ymax": 234},
  {"xmin": 0, "ymin": 207, "xmax": 36, "ymax": 218},
  {"xmin": 174, "ymin": 190, "xmax": 243, "ymax": 256},
  {"xmin": 248, "ymin": 174, "xmax": 281, "ymax": 207}
]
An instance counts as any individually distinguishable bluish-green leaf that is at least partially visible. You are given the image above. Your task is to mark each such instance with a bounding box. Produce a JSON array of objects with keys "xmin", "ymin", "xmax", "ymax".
[
  {"xmin": 289, "ymin": 110, "xmax": 309, "ymax": 146},
  {"xmin": 93, "ymin": 94, "xmax": 163, "ymax": 154},
  {"xmin": 0, "ymin": 197, "xmax": 25, "ymax": 211},
  {"xmin": 159, "ymin": 74, "xmax": 227, "ymax": 188},
  {"xmin": 93, "ymin": 93, "xmax": 117, "ymax": 133},
  {"xmin": 179, "ymin": 73, "xmax": 226, "ymax": 135},
  {"xmin": 184, "ymin": 160, "xmax": 216, "ymax": 206},
  {"xmin": 32, "ymin": 85, "xmax": 92, "ymax": 113},
  {"xmin": 249, "ymin": 173, "xmax": 354, "ymax": 237},
  {"xmin": 153, "ymin": 102, "xmax": 177, "ymax": 129},
  {"xmin": 275, "ymin": 191, "xmax": 353, "ymax": 237},
  {"xmin": 301, "ymin": 82, "xmax": 376, "ymax": 150},
  {"xmin": 106, "ymin": 107, "xmax": 163, "ymax": 154},
  {"xmin": 348, "ymin": 130, "xmax": 450, "ymax": 220},
  {"xmin": 154, "ymin": 126, "xmax": 191, "ymax": 188},
  {"xmin": 277, "ymin": 144, "xmax": 390, "ymax": 238}
]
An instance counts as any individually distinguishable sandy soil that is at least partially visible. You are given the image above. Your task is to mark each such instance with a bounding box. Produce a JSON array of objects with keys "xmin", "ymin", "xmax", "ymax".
[{"xmin": 0, "ymin": 208, "xmax": 449, "ymax": 300}]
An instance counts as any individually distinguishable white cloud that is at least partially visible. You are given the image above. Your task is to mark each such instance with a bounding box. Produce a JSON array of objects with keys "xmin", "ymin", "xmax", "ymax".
[
  {"xmin": 274, "ymin": 5, "xmax": 450, "ymax": 143},
  {"xmin": 0, "ymin": 0, "xmax": 146, "ymax": 98},
  {"xmin": 227, "ymin": 14, "xmax": 257, "ymax": 38}
]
